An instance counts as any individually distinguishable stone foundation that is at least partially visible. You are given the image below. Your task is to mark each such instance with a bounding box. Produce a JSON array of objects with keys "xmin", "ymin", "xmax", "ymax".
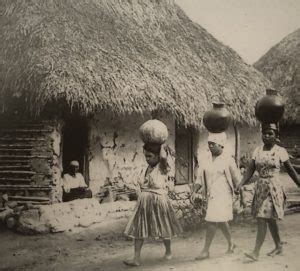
[{"xmin": 16, "ymin": 199, "xmax": 136, "ymax": 234}]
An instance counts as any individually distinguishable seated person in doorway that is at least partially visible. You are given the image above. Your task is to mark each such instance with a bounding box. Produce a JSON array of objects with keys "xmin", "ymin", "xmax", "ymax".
[{"xmin": 62, "ymin": 160, "xmax": 92, "ymax": 202}]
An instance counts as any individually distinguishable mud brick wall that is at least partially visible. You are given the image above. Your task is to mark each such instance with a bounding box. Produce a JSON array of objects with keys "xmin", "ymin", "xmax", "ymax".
[{"xmin": 0, "ymin": 118, "xmax": 62, "ymax": 205}]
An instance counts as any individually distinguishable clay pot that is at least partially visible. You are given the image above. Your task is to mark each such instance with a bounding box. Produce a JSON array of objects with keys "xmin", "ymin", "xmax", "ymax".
[
  {"xmin": 203, "ymin": 102, "xmax": 231, "ymax": 133},
  {"xmin": 255, "ymin": 89, "xmax": 284, "ymax": 123},
  {"xmin": 139, "ymin": 119, "xmax": 168, "ymax": 144}
]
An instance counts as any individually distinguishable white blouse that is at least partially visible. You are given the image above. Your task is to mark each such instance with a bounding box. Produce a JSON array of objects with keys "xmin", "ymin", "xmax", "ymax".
[{"xmin": 63, "ymin": 173, "xmax": 87, "ymax": 193}]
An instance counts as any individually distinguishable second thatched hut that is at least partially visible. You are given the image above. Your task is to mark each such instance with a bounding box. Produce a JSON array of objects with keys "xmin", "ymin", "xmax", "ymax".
[{"xmin": 254, "ymin": 28, "xmax": 300, "ymax": 171}]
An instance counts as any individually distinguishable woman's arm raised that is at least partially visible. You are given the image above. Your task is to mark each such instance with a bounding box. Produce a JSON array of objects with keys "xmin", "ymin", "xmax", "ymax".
[{"xmin": 159, "ymin": 146, "xmax": 170, "ymax": 174}]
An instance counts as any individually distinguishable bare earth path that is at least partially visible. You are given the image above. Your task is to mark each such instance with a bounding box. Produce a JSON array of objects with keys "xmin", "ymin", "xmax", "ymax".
[{"xmin": 1, "ymin": 214, "xmax": 300, "ymax": 271}]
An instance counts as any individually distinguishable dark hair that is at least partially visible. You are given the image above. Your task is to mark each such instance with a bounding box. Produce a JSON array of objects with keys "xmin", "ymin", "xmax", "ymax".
[
  {"xmin": 261, "ymin": 123, "xmax": 281, "ymax": 144},
  {"xmin": 143, "ymin": 142, "xmax": 161, "ymax": 155},
  {"xmin": 143, "ymin": 142, "xmax": 169, "ymax": 174}
]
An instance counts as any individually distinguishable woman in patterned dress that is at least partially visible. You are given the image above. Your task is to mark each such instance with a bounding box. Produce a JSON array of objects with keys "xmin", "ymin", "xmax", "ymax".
[
  {"xmin": 123, "ymin": 142, "xmax": 181, "ymax": 267},
  {"xmin": 239, "ymin": 123, "xmax": 300, "ymax": 261},
  {"xmin": 192, "ymin": 132, "xmax": 241, "ymax": 260}
]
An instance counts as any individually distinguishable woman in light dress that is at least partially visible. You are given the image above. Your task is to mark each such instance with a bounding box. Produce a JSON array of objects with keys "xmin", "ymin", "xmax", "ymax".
[
  {"xmin": 192, "ymin": 132, "xmax": 241, "ymax": 260},
  {"xmin": 239, "ymin": 123, "xmax": 300, "ymax": 261},
  {"xmin": 123, "ymin": 142, "xmax": 182, "ymax": 267}
]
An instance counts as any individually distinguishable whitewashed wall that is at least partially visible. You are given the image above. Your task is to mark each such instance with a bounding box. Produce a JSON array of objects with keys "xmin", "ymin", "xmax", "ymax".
[
  {"xmin": 50, "ymin": 120, "xmax": 63, "ymax": 203},
  {"xmin": 50, "ymin": 115, "xmax": 261, "ymax": 201},
  {"xmin": 239, "ymin": 126, "xmax": 261, "ymax": 165},
  {"xmin": 194, "ymin": 124, "xmax": 261, "ymax": 173},
  {"xmin": 88, "ymin": 113, "xmax": 175, "ymax": 196}
]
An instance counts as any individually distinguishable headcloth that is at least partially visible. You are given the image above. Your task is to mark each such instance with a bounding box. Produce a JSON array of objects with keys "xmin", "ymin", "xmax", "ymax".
[{"xmin": 207, "ymin": 132, "xmax": 227, "ymax": 147}]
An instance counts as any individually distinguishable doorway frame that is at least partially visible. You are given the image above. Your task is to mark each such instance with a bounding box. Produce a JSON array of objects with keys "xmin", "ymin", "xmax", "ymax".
[{"xmin": 61, "ymin": 117, "xmax": 90, "ymax": 183}]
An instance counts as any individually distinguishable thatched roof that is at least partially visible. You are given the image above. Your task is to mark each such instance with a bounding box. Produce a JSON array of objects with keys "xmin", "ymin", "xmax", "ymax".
[
  {"xmin": 254, "ymin": 29, "xmax": 300, "ymax": 124},
  {"xmin": 0, "ymin": 0, "xmax": 270, "ymax": 127}
]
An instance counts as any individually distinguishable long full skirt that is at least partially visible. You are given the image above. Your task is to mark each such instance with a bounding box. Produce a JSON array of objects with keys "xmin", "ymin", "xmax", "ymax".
[{"xmin": 124, "ymin": 191, "xmax": 182, "ymax": 239}]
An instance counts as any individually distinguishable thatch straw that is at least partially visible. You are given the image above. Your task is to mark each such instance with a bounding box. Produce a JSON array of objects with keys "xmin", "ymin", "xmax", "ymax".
[
  {"xmin": 254, "ymin": 28, "xmax": 300, "ymax": 124},
  {"xmin": 0, "ymin": 0, "xmax": 270, "ymax": 127}
]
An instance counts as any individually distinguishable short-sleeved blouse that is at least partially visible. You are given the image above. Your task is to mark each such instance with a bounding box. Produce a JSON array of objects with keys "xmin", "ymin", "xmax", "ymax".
[
  {"xmin": 135, "ymin": 165, "xmax": 170, "ymax": 195},
  {"xmin": 252, "ymin": 145, "xmax": 289, "ymax": 178}
]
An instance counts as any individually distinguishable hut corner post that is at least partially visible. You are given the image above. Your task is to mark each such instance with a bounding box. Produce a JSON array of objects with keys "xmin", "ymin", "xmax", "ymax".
[{"xmin": 234, "ymin": 123, "xmax": 240, "ymax": 168}]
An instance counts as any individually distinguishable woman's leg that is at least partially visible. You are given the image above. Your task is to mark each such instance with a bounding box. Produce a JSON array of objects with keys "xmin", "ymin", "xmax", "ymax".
[
  {"xmin": 196, "ymin": 222, "xmax": 217, "ymax": 260},
  {"xmin": 245, "ymin": 218, "xmax": 267, "ymax": 260},
  {"xmin": 254, "ymin": 218, "xmax": 268, "ymax": 254},
  {"xmin": 203, "ymin": 222, "xmax": 217, "ymax": 252},
  {"xmin": 163, "ymin": 239, "xmax": 172, "ymax": 259},
  {"xmin": 219, "ymin": 222, "xmax": 235, "ymax": 253},
  {"xmin": 134, "ymin": 239, "xmax": 144, "ymax": 263},
  {"xmin": 267, "ymin": 219, "xmax": 282, "ymax": 255},
  {"xmin": 124, "ymin": 239, "xmax": 144, "ymax": 266}
]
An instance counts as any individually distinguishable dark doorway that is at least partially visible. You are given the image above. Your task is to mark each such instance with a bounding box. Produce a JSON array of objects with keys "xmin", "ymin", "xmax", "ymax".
[
  {"xmin": 175, "ymin": 125, "xmax": 194, "ymax": 185},
  {"xmin": 62, "ymin": 118, "xmax": 89, "ymax": 181}
]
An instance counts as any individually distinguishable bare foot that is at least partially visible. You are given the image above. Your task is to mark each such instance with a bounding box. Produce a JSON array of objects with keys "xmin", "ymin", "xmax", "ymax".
[
  {"xmin": 267, "ymin": 246, "xmax": 283, "ymax": 256},
  {"xmin": 195, "ymin": 251, "xmax": 210, "ymax": 261},
  {"xmin": 123, "ymin": 260, "xmax": 141, "ymax": 267},
  {"xmin": 244, "ymin": 251, "xmax": 259, "ymax": 261},
  {"xmin": 162, "ymin": 253, "xmax": 172, "ymax": 260},
  {"xmin": 226, "ymin": 243, "xmax": 236, "ymax": 254}
]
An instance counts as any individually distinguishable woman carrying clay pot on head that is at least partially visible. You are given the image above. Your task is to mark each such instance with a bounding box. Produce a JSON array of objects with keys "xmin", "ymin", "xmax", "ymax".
[
  {"xmin": 123, "ymin": 121, "xmax": 181, "ymax": 267},
  {"xmin": 238, "ymin": 123, "xmax": 300, "ymax": 261},
  {"xmin": 192, "ymin": 132, "xmax": 241, "ymax": 260}
]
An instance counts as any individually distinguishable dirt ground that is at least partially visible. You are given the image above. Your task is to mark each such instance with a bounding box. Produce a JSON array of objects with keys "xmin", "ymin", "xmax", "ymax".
[{"xmin": 0, "ymin": 213, "xmax": 300, "ymax": 271}]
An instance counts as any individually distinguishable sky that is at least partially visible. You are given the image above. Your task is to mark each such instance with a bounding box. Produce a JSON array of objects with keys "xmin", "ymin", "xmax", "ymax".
[{"xmin": 175, "ymin": 0, "xmax": 300, "ymax": 64}]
